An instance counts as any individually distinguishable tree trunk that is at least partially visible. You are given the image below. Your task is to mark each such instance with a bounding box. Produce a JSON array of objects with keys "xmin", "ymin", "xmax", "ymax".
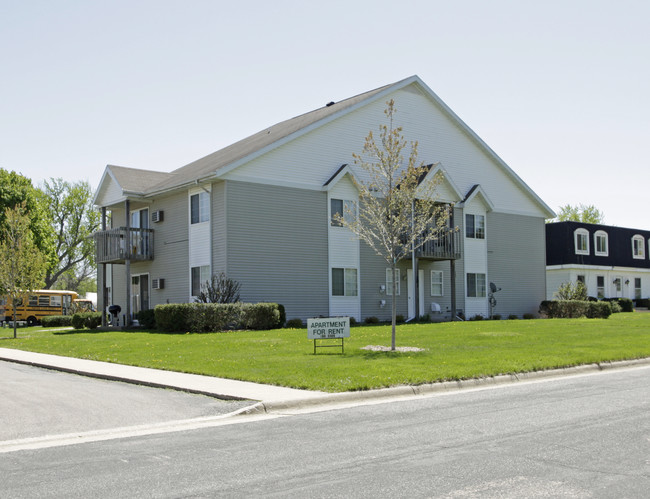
[{"xmin": 391, "ymin": 264, "xmax": 396, "ymax": 351}]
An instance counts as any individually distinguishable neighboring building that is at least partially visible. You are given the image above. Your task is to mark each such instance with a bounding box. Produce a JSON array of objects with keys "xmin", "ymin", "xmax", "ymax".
[
  {"xmin": 93, "ymin": 75, "xmax": 554, "ymax": 325},
  {"xmin": 546, "ymin": 221, "xmax": 650, "ymax": 300}
]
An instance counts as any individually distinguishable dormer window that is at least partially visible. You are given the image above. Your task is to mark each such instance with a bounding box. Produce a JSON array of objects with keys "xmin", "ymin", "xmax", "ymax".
[
  {"xmin": 632, "ymin": 235, "xmax": 645, "ymax": 259},
  {"xmin": 465, "ymin": 214, "xmax": 485, "ymax": 239},
  {"xmin": 594, "ymin": 230, "xmax": 608, "ymax": 256},
  {"xmin": 330, "ymin": 199, "xmax": 356, "ymax": 226},
  {"xmin": 574, "ymin": 228, "xmax": 589, "ymax": 255}
]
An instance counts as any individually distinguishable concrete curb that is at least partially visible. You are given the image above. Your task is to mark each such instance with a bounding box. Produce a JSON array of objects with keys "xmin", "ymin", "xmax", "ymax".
[
  {"xmin": 1, "ymin": 347, "xmax": 648, "ymax": 416},
  {"xmin": 248, "ymin": 357, "xmax": 650, "ymax": 415}
]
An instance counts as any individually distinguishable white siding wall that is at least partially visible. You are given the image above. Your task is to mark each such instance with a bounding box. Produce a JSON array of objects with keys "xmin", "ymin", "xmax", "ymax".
[
  {"xmin": 224, "ymin": 86, "xmax": 545, "ymax": 218},
  {"xmin": 189, "ymin": 185, "xmax": 211, "ymax": 299},
  {"xmin": 463, "ymin": 197, "xmax": 488, "ymax": 318},
  {"xmin": 546, "ymin": 267, "xmax": 650, "ymax": 300},
  {"xmin": 328, "ymin": 176, "xmax": 361, "ymax": 320}
]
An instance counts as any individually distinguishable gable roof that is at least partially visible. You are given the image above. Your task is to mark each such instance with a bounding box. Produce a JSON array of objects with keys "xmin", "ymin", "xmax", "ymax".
[{"xmin": 94, "ymin": 75, "xmax": 554, "ymax": 218}]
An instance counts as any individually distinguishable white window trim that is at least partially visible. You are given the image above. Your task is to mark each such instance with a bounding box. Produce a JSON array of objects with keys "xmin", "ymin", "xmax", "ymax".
[
  {"xmin": 386, "ymin": 268, "xmax": 401, "ymax": 296},
  {"xmin": 466, "ymin": 272, "xmax": 487, "ymax": 298},
  {"xmin": 594, "ymin": 230, "xmax": 608, "ymax": 257},
  {"xmin": 331, "ymin": 267, "xmax": 358, "ymax": 297},
  {"xmin": 465, "ymin": 213, "xmax": 485, "ymax": 240},
  {"xmin": 431, "ymin": 270, "xmax": 443, "ymax": 296},
  {"xmin": 632, "ymin": 235, "xmax": 645, "ymax": 259},
  {"xmin": 574, "ymin": 228, "xmax": 590, "ymax": 255}
]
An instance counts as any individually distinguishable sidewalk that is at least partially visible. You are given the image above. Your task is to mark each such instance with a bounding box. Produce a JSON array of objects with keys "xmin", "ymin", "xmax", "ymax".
[{"xmin": 1, "ymin": 347, "xmax": 649, "ymax": 415}]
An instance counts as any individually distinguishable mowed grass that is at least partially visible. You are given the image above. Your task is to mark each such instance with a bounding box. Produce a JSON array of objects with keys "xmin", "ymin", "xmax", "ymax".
[{"xmin": 1, "ymin": 313, "xmax": 649, "ymax": 392}]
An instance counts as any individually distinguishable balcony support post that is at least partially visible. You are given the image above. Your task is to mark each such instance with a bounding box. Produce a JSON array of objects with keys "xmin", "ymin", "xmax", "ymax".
[
  {"xmin": 101, "ymin": 207, "xmax": 107, "ymax": 327},
  {"xmin": 125, "ymin": 200, "xmax": 131, "ymax": 327}
]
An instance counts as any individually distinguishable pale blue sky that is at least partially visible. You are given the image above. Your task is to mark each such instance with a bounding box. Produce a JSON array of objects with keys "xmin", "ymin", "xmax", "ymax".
[{"xmin": 1, "ymin": 0, "xmax": 648, "ymax": 228}]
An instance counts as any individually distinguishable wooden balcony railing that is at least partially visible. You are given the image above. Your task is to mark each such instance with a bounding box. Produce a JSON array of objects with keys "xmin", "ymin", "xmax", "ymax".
[
  {"xmin": 413, "ymin": 229, "xmax": 460, "ymax": 260},
  {"xmin": 94, "ymin": 227, "xmax": 154, "ymax": 264}
]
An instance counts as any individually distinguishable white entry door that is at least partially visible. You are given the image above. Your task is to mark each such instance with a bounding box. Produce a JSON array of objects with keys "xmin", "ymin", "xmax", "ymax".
[{"xmin": 407, "ymin": 269, "xmax": 425, "ymax": 320}]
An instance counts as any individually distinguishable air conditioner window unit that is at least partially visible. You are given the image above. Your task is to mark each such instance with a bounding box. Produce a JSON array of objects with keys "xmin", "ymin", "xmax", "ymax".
[{"xmin": 152, "ymin": 210, "xmax": 164, "ymax": 223}]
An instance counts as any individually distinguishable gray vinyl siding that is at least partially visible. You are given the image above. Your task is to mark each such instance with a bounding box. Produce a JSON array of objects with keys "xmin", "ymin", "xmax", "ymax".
[
  {"xmin": 225, "ymin": 181, "xmax": 329, "ymax": 320},
  {"xmin": 211, "ymin": 181, "xmax": 227, "ymax": 275},
  {"xmin": 487, "ymin": 212, "xmax": 547, "ymax": 317},
  {"xmin": 105, "ymin": 191, "xmax": 190, "ymax": 313}
]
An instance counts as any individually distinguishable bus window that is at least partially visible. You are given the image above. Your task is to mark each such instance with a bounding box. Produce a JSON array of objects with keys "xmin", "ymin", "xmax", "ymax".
[
  {"xmin": 29, "ymin": 295, "xmax": 38, "ymax": 306},
  {"xmin": 39, "ymin": 295, "xmax": 49, "ymax": 307},
  {"xmin": 51, "ymin": 295, "xmax": 62, "ymax": 307}
]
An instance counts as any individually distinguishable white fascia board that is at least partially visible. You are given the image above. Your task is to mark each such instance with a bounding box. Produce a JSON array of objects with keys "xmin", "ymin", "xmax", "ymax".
[
  {"xmin": 322, "ymin": 164, "xmax": 362, "ymax": 192},
  {"xmin": 546, "ymin": 264, "xmax": 650, "ymax": 273},
  {"xmin": 458, "ymin": 185, "xmax": 495, "ymax": 212},
  {"xmin": 413, "ymin": 78, "xmax": 556, "ymax": 219},
  {"xmin": 417, "ymin": 163, "xmax": 463, "ymax": 203}
]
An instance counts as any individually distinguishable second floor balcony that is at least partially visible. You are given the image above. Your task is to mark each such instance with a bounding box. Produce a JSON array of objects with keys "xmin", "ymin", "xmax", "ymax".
[
  {"xmin": 94, "ymin": 227, "xmax": 154, "ymax": 264},
  {"xmin": 412, "ymin": 229, "xmax": 461, "ymax": 261}
]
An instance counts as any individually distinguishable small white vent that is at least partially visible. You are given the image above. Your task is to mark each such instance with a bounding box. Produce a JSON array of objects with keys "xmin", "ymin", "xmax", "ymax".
[
  {"xmin": 152, "ymin": 278, "xmax": 165, "ymax": 290},
  {"xmin": 152, "ymin": 210, "xmax": 164, "ymax": 223}
]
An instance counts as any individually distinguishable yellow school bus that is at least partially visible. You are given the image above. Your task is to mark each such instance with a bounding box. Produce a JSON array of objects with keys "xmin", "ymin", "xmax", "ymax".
[{"xmin": 1, "ymin": 290, "xmax": 78, "ymax": 326}]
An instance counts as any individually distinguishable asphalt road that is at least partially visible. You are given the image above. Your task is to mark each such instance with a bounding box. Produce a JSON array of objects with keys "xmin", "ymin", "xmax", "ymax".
[
  {"xmin": 1, "ymin": 363, "xmax": 648, "ymax": 498},
  {"xmin": 0, "ymin": 361, "xmax": 253, "ymax": 442}
]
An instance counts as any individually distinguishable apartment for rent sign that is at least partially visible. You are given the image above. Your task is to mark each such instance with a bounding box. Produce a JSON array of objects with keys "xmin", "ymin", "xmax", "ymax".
[{"xmin": 307, "ymin": 318, "xmax": 350, "ymax": 339}]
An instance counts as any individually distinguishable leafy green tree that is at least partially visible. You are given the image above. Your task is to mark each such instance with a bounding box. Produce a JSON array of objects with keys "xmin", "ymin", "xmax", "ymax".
[
  {"xmin": 552, "ymin": 204, "xmax": 604, "ymax": 224},
  {"xmin": 554, "ymin": 280, "xmax": 588, "ymax": 301},
  {"xmin": 337, "ymin": 100, "xmax": 451, "ymax": 350},
  {"xmin": 0, "ymin": 204, "xmax": 47, "ymax": 338},
  {"xmin": 0, "ymin": 169, "xmax": 55, "ymax": 262},
  {"xmin": 41, "ymin": 178, "xmax": 100, "ymax": 290}
]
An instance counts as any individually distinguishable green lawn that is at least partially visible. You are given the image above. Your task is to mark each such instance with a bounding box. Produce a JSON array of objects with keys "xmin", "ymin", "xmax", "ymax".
[{"xmin": 1, "ymin": 313, "xmax": 649, "ymax": 392}]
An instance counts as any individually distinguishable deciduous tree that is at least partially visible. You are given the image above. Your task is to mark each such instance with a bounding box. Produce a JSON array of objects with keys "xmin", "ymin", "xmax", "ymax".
[
  {"xmin": 337, "ymin": 100, "xmax": 451, "ymax": 350},
  {"xmin": 41, "ymin": 178, "xmax": 100, "ymax": 290},
  {"xmin": 553, "ymin": 204, "xmax": 604, "ymax": 224},
  {"xmin": 0, "ymin": 204, "xmax": 47, "ymax": 338}
]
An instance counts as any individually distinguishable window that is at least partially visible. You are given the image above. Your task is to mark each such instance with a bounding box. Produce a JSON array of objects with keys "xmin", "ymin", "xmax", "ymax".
[
  {"xmin": 465, "ymin": 214, "xmax": 485, "ymax": 239},
  {"xmin": 596, "ymin": 275, "xmax": 605, "ymax": 299},
  {"xmin": 332, "ymin": 268, "xmax": 358, "ymax": 296},
  {"xmin": 431, "ymin": 270, "xmax": 443, "ymax": 296},
  {"xmin": 594, "ymin": 231, "xmax": 608, "ymax": 256},
  {"xmin": 29, "ymin": 295, "xmax": 38, "ymax": 306},
  {"xmin": 386, "ymin": 268, "xmax": 401, "ymax": 296},
  {"xmin": 574, "ymin": 228, "xmax": 589, "ymax": 255},
  {"xmin": 632, "ymin": 235, "xmax": 645, "ymax": 259},
  {"xmin": 635, "ymin": 278, "xmax": 642, "ymax": 300},
  {"xmin": 190, "ymin": 192, "xmax": 210, "ymax": 224},
  {"xmin": 38, "ymin": 295, "xmax": 50, "ymax": 307},
  {"xmin": 191, "ymin": 265, "xmax": 210, "ymax": 296},
  {"xmin": 330, "ymin": 199, "xmax": 356, "ymax": 226},
  {"xmin": 577, "ymin": 275, "xmax": 585, "ymax": 284},
  {"xmin": 467, "ymin": 273, "xmax": 486, "ymax": 298},
  {"xmin": 50, "ymin": 295, "xmax": 61, "ymax": 307}
]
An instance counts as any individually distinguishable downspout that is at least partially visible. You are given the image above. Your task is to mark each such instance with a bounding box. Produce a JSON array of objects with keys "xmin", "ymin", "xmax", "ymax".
[{"xmin": 101, "ymin": 207, "xmax": 107, "ymax": 327}]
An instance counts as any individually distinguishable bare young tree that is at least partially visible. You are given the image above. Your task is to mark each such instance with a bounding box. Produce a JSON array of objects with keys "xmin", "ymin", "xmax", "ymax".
[
  {"xmin": 195, "ymin": 273, "xmax": 242, "ymax": 304},
  {"xmin": 337, "ymin": 100, "xmax": 452, "ymax": 350},
  {"xmin": 0, "ymin": 204, "xmax": 47, "ymax": 338}
]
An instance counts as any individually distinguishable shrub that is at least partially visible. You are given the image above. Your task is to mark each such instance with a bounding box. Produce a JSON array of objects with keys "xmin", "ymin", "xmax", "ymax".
[
  {"xmin": 195, "ymin": 273, "xmax": 241, "ymax": 304},
  {"xmin": 523, "ymin": 313, "xmax": 536, "ymax": 320},
  {"xmin": 395, "ymin": 314, "xmax": 405, "ymax": 323},
  {"xmin": 610, "ymin": 301, "xmax": 622, "ymax": 313},
  {"xmin": 136, "ymin": 309, "xmax": 156, "ymax": 329},
  {"xmin": 602, "ymin": 298, "xmax": 631, "ymax": 313},
  {"xmin": 418, "ymin": 314, "xmax": 431, "ymax": 322},
  {"xmin": 349, "ymin": 316, "xmax": 357, "ymax": 326},
  {"xmin": 154, "ymin": 302, "xmax": 283, "ymax": 332},
  {"xmin": 469, "ymin": 314, "xmax": 484, "ymax": 321},
  {"xmin": 587, "ymin": 301, "xmax": 612, "ymax": 319},
  {"xmin": 285, "ymin": 318, "xmax": 304, "ymax": 328},
  {"xmin": 492, "ymin": 314, "xmax": 502, "ymax": 320},
  {"xmin": 635, "ymin": 298, "xmax": 650, "ymax": 308},
  {"xmin": 72, "ymin": 312, "xmax": 102, "ymax": 330},
  {"xmin": 508, "ymin": 314, "xmax": 518, "ymax": 320},
  {"xmin": 240, "ymin": 303, "xmax": 282, "ymax": 330},
  {"xmin": 364, "ymin": 316, "xmax": 379, "ymax": 324},
  {"xmin": 41, "ymin": 315, "xmax": 72, "ymax": 327}
]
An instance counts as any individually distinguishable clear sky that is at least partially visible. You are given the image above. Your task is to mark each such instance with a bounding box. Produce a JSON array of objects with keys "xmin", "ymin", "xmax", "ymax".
[{"xmin": 2, "ymin": 0, "xmax": 648, "ymax": 228}]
